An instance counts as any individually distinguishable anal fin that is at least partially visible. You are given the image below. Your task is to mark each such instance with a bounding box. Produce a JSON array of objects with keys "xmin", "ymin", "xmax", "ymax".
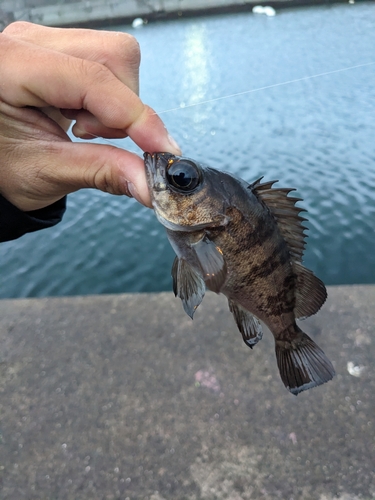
[
  {"xmin": 172, "ymin": 257, "xmax": 205, "ymax": 319},
  {"xmin": 275, "ymin": 328, "xmax": 335, "ymax": 395},
  {"xmin": 228, "ymin": 299, "xmax": 263, "ymax": 349}
]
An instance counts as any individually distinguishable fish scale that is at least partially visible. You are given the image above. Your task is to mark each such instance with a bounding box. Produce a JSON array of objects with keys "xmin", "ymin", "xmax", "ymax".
[{"xmin": 217, "ymin": 206, "xmax": 295, "ymax": 322}]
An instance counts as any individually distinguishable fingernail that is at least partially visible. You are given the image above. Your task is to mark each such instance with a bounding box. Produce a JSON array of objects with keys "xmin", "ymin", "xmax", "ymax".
[{"xmin": 167, "ymin": 133, "xmax": 182, "ymax": 155}]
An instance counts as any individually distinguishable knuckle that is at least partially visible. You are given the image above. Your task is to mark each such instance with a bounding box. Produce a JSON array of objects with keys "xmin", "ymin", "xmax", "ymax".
[
  {"xmin": 88, "ymin": 156, "xmax": 125, "ymax": 195},
  {"xmin": 80, "ymin": 58, "xmax": 112, "ymax": 84},
  {"xmin": 86, "ymin": 161, "xmax": 112, "ymax": 193},
  {"xmin": 3, "ymin": 21, "xmax": 33, "ymax": 36},
  {"xmin": 104, "ymin": 32, "xmax": 141, "ymax": 70},
  {"xmin": 118, "ymin": 33, "xmax": 141, "ymax": 66}
]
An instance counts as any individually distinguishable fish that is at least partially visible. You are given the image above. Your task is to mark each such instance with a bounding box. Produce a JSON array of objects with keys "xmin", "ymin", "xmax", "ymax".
[{"xmin": 144, "ymin": 152, "xmax": 335, "ymax": 395}]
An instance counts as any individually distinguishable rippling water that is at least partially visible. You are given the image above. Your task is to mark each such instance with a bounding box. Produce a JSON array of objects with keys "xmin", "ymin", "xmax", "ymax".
[{"xmin": 1, "ymin": 3, "xmax": 375, "ymax": 298}]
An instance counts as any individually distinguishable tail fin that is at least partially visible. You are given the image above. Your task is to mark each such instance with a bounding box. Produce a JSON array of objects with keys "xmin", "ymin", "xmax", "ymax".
[{"xmin": 275, "ymin": 329, "xmax": 335, "ymax": 395}]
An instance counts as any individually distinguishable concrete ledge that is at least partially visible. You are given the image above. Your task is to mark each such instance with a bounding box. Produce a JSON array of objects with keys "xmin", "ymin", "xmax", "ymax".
[
  {"xmin": 0, "ymin": 285, "xmax": 374, "ymax": 499},
  {"xmin": 10, "ymin": 0, "xmax": 367, "ymax": 28}
]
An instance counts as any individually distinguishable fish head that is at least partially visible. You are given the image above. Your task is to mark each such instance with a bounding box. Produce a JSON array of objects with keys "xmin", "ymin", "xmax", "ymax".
[{"xmin": 144, "ymin": 152, "xmax": 228, "ymax": 231}]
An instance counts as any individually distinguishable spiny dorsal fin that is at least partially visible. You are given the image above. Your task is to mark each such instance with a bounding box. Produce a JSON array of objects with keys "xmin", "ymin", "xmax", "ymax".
[{"xmin": 249, "ymin": 178, "xmax": 307, "ymax": 262}]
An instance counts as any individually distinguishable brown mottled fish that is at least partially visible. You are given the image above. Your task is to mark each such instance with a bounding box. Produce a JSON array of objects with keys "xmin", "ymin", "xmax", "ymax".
[{"xmin": 144, "ymin": 152, "xmax": 335, "ymax": 395}]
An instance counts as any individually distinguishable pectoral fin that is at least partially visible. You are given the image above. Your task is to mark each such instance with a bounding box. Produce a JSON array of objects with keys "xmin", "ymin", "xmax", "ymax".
[
  {"xmin": 193, "ymin": 236, "xmax": 227, "ymax": 293},
  {"xmin": 228, "ymin": 299, "xmax": 263, "ymax": 349},
  {"xmin": 171, "ymin": 257, "xmax": 205, "ymax": 319}
]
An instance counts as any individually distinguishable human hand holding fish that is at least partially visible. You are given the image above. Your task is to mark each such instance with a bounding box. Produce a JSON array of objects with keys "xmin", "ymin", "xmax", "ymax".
[
  {"xmin": 145, "ymin": 152, "xmax": 335, "ymax": 395},
  {"xmin": 0, "ymin": 22, "xmax": 181, "ymax": 212},
  {"xmin": 0, "ymin": 22, "xmax": 335, "ymax": 395}
]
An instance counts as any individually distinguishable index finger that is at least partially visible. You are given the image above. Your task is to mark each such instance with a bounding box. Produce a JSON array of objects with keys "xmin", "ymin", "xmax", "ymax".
[
  {"xmin": 3, "ymin": 22, "xmax": 141, "ymax": 95},
  {"xmin": 0, "ymin": 33, "xmax": 181, "ymax": 155}
]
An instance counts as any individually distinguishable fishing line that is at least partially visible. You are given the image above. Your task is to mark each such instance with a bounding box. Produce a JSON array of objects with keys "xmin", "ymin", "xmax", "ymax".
[
  {"xmin": 80, "ymin": 60, "xmax": 375, "ymax": 144},
  {"xmin": 154, "ymin": 61, "xmax": 375, "ymax": 115}
]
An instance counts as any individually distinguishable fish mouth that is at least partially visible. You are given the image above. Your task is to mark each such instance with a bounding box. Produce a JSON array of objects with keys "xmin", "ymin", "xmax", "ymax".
[
  {"xmin": 143, "ymin": 152, "xmax": 158, "ymax": 190},
  {"xmin": 144, "ymin": 152, "xmax": 176, "ymax": 193}
]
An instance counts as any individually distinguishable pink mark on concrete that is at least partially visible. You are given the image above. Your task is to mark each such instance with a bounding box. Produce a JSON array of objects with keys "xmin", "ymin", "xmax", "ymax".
[
  {"xmin": 195, "ymin": 370, "xmax": 221, "ymax": 393},
  {"xmin": 288, "ymin": 432, "xmax": 298, "ymax": 445}
]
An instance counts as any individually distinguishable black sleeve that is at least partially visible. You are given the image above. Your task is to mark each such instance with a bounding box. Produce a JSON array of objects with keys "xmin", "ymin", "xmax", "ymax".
[{"xmin": 0, "ymin": 194, "xmax": 67, "ymax": 243}]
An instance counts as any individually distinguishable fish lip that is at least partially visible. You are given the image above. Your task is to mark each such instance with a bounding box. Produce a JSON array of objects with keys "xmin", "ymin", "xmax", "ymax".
[
  {"xmin": 143, "ymin": 152, "xmax": 157, "ymax": 184},
  {"xmin": 144, "ymin": 152, "xmax": 177, "ymax": 192},
  {"xmin": 144, "ymin": 152, "xmax": 164, "ymax": 193}
]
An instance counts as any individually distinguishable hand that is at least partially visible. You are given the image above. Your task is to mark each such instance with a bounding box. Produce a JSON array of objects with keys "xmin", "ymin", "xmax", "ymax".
[{"xmin": 0, "ymin": 21, "xmax": 181, "ymax": 211}]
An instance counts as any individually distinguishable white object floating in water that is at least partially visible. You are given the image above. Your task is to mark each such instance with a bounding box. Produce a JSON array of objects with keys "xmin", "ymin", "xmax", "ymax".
[
  {"xmin": 252, "ymin": 5, "xmax": 276, "ymax": 16},
  {"xmin": 132, "ymin": 18, "xmax": 144, "ymax": 28},
  {"xmin": 349, "ymin": 0, "xmax": 355, "ymax": 3},
  {"xmin": 347, "ymin": 361, "xmax": 365, "ymax": 378}
]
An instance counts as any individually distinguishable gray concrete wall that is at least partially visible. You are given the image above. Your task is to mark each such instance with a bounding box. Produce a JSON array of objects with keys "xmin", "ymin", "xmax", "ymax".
[
  {"xmin": 0, "ymin": 0, "xmax": 368, "ymax": 28},
  {"xmin": 0, "ymin": 285, "xmax": 374, "ymax": 499}
]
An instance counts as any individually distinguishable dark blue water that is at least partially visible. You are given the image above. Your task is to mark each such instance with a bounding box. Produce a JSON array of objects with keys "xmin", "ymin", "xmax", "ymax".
[{"xmin": 1, "ymin": 3, "xmax": 375, "ymax": 298}]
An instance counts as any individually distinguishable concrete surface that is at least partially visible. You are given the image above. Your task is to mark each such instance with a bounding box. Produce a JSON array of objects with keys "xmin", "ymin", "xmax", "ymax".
[{"xmin": 0, "ymin": 285, "xmax": 374, "ymax": 499}]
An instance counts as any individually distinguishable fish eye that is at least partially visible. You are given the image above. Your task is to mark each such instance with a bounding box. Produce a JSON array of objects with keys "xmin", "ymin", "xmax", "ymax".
[{"xmin": 166, "ymin": 160, "xmax": 201, "ymax": 193}]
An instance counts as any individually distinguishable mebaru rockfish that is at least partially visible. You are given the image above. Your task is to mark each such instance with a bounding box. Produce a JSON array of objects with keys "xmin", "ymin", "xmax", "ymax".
[{"xmin": 144, "ymin": 152, "xmax": 335, "ymax": 395}]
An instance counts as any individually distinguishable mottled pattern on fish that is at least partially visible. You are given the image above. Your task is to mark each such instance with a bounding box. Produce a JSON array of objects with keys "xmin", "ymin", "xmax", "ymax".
[
  {"xmin": 144, "ymin": 152, "xmax": 335, "ymax": 395},
  {"xmin": 210, "ymin": 206, "xmax": 296, "ymax": 323}
]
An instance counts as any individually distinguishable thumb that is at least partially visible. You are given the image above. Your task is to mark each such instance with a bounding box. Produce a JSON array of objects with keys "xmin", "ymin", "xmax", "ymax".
[
  {"xmin": 8, "ymin": 141, "xmax": 152, "ymax": 211},
  {"xmin": 60, "ymin": 142, "xmax": 151, "ymax": 205}
]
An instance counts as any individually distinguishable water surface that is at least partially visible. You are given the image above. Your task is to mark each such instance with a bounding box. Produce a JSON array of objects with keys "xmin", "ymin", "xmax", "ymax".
[{"xmin": 1, "ymin": 2, "xmax": 375, "ymax": 298}]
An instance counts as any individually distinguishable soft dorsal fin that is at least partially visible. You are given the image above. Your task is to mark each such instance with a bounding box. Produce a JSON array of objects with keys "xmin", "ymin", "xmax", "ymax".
[
  {"xmin": 292, "ymin": 261, "xmax": 327, "ymax": 319},
  {"xmin": 250, "ymin": 177, "xmax": 308, "ymax": 262}
]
